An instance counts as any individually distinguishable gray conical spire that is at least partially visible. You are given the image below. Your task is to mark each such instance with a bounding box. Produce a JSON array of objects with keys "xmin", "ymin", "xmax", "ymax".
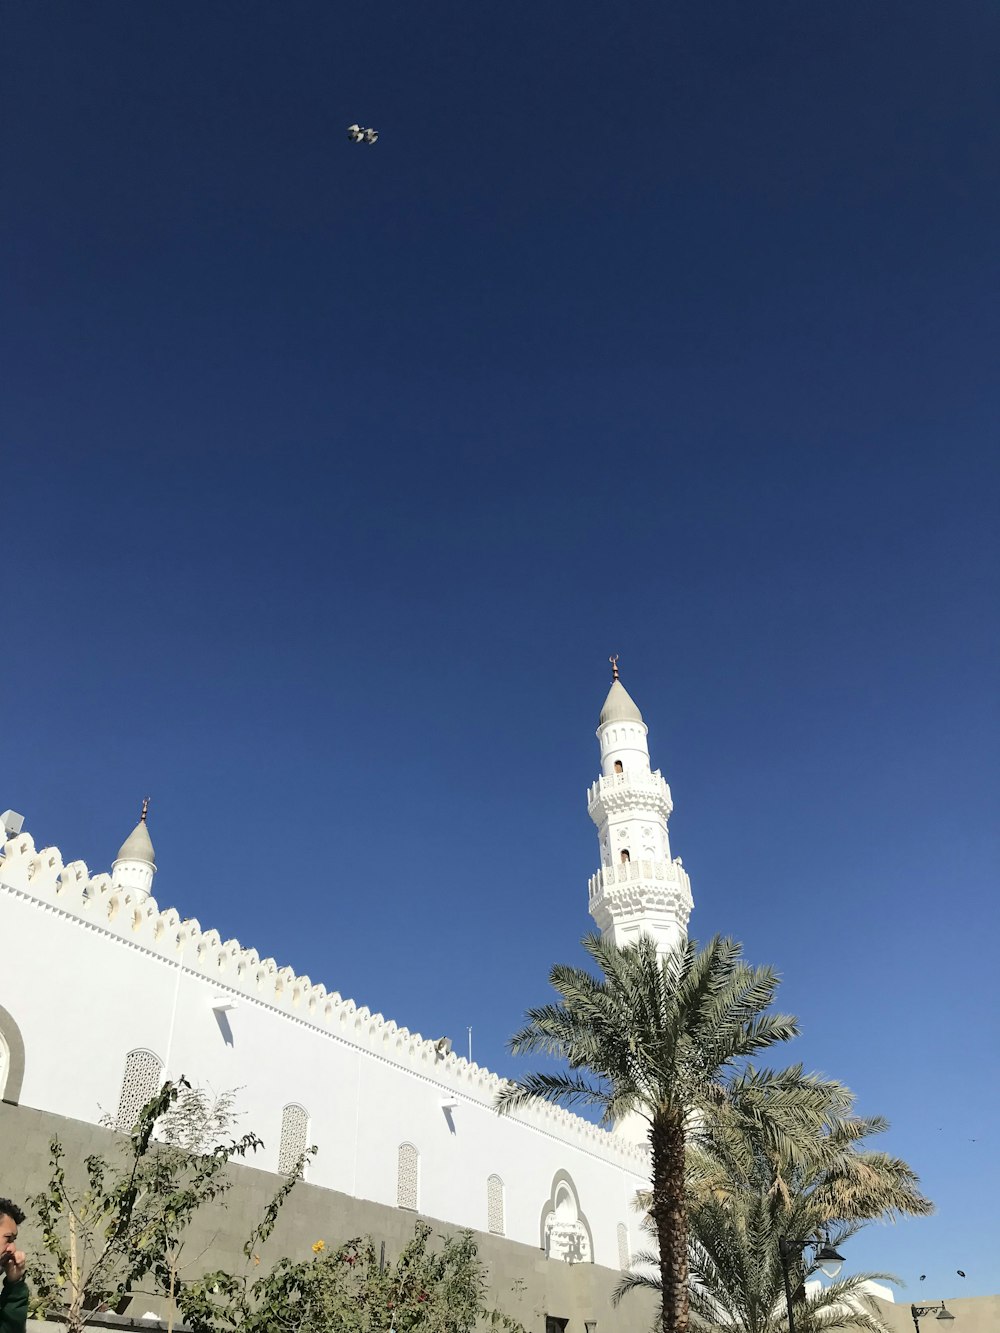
[
  {"xmin": 116, "ymin": 798, "xmax": 155, "ymax": 865},
  {"xmin": 116, "ymin": 819, "xmax": 155, "ymax": 866},
  {"xmin": 112, "ymin": 801, "xmax": 157, "ymax": 901},
  {"xmin": 598, "ymin": 678, "xmax": 644, "ymax": 726}
]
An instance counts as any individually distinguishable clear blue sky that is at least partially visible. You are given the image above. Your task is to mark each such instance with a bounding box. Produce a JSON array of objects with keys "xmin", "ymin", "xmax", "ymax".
[{"xmin": 2, "ymin": 0, "xmax": 997, "ymax": 1301}]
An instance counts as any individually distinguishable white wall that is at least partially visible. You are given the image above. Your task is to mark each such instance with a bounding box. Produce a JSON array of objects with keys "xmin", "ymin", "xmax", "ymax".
[{"xmin": 0, "ymin": 830, "xmax": 649, "ymax": 1271}]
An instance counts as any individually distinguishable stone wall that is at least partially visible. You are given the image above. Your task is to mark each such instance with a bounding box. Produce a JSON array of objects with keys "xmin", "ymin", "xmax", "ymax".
[
  {"xmin": 26, "ymin": 1296, "xmax": 1000, "ymax": 1333},
  {"xmin": 870, "ymin": 1296, "xmax": 1000, "ymax": 1333},
  {"xmin": 9, "ymin": 1104, "xmax": 997, "ymax": 1333},
  {"xmin": 2, "ymin": 1102, "xmax": 657, "ymax": 1333}
]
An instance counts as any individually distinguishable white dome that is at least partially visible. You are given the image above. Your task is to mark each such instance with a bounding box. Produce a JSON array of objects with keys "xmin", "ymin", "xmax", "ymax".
[
  {"xmin": 598, "ymin": 680, "xmax": 644, "ymax": 726},
  {"xmin": 115, "ymin": 818, "xmax": 155, "ymax": 866}
]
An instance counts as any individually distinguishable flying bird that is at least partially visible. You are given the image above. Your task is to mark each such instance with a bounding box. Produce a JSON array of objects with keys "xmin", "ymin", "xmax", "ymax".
[
  {"xmin": 919, "ymin": 1276, "xmax": 926, "ymax": 1281},
  {"xmin": 957, "ymin": 1271, "xmax": 966, "ymax": 1278},
  {"xmin": 347, "ymin": 123, "xmax": 379, "ymax": 144}
]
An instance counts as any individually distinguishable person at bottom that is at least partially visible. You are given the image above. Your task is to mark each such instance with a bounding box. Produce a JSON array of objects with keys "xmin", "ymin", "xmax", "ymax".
[{"xmin": 0, "ymin": 1201, "xmax": 27, "ymax": 1333}]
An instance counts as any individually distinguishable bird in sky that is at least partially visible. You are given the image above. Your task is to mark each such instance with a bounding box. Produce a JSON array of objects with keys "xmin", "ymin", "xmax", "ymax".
[
  {"xmin": 957, "ymin": 1271, "xmax": 966, "ymax": 1278},
  {"xmin": 919, "ymin": 1275, "xmax": 926, "ymax": 1281},
  {"xmin": 346, "ymin": 123, "xmax": 379, "ymax": 144}
]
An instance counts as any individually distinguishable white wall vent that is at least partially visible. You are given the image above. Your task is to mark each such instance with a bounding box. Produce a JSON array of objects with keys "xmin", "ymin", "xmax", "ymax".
[
  {"xmin": 278, "ymin": 1103, "xmax": 309, "ymax": 1175},
  {"xmin": 115, "ymin": 1048, "xmax": 163, "ymax": 1133},
  {"xmin": 397, "ymin": 1141, "xmax": 419, "ymax": 1210}
]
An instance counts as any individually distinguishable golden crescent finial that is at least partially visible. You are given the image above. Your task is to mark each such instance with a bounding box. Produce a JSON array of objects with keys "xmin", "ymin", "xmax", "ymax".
[
  {"xmin": 140, "ymin": 796, "xmax": 150, "ymax": 824},
  {"xmin": 609, "ymin": 654, "xmax": 620, "ymax": 682}
]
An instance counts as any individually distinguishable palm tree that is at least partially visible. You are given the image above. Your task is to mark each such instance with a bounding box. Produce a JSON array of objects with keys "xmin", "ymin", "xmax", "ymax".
[
  {"xmin": 687, "ymin": 1098, "xmax": 933, "ymax": 1230},
  {"xmin": 496, "ymin": 933, "xmax": 847, "ymax": 1333},
  {"xmin": 617, "ymin": 1189, "xmax": 897, "ymax": 1333},
  {"xmin": 619, "ymin": 1093, "xmax": 929, "ymax": 1330}
]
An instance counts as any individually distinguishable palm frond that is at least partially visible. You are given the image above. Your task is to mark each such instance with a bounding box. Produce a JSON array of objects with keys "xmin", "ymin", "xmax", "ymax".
[
  {"xmin": 495, "ymin": 1070, "xmax": 611, "ymax": 1116},
  {"xmin": 797, "ymin": 1272, "xmax": 899, "ymax": 1333},
  {"xmin": 611, "ymin": 1249, "xmax": 663, "ymax": 1306}
]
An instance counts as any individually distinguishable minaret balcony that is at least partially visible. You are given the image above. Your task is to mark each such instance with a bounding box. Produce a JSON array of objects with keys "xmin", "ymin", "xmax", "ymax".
[
  {"xmin": 588, "ymin": 857, "xmax": 693, "ymax": 934},
  {"xmin": 587, "ymin": 770, "xmax": 673, "ymax": 824}
]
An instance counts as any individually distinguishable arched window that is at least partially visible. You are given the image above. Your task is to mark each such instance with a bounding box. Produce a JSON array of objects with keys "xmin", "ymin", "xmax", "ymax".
[
  {"xmin": 398, "ymin": 1142, "xmax": 419, "ymax": 1210},
  {"xmin": 617, "ymin": 1222, "xmax": 630, "ymax": 1270},
  {"xmin": 487, "ymin": 1174, "xmax": 505, "ymax": 1236},
  {"xmin": 0, "ymin": 1030, "xmax": 9, "ymax": 1102},
  {"xmin": 115, "ymin": 1049, "xmax": 163, "ymax": 1132},
  {"xmin": 277, "ymin": 1103, "xmax": 309, "ymax": 1175},
  {"xmin": 0, "ymin": 1005, "xmax": 25, "ymax": 1105}
]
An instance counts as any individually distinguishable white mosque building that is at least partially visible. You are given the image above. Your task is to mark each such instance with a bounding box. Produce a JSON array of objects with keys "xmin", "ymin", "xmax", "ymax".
[{"xmin": 0, "ymin": 671, "xmax": 693, "ymax": 1276}]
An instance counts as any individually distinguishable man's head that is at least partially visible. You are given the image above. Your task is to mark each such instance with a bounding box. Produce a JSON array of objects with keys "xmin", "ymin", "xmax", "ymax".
[{"xmin": 0, "ymin": 1199, "xmax": 25, "ymax": 1264}]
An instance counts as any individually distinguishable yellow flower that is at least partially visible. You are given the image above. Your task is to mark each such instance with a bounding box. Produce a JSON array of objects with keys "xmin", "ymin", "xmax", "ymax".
[
  {"xmin": 312, "ymin": 1240, "xmax": 326, "ymax": 1254},
  {"xmin": 252, "ymin": 1255, "xmax": 261, "ymax": 1267}
]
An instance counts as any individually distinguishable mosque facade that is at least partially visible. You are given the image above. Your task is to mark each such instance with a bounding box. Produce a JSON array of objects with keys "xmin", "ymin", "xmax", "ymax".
[{"xmin": 0, "ymin": 673, "xmax": 693, "ymax": 1279}]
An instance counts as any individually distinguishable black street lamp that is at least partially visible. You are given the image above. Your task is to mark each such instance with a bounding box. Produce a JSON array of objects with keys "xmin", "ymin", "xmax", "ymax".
[
  {"xmin": 778, "ymin": 1236, "xmax": 847, "ymax": 1333},
  {"xmin": 912, "ymin": 1303, "xmax": 956, "ymax": 1333}
]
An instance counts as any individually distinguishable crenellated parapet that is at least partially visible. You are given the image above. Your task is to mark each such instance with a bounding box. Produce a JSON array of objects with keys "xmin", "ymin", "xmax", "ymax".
[
  {"xmin": 0, "ymin": 829, "xmax": 649, "ymax": 1172},
  {"xmin": 589, "ymin": 858, "xmax": 693, "ymax": 936},
  {"xmin": 587, "ymin": 770, "xmax": 673, "ymax": 822}
]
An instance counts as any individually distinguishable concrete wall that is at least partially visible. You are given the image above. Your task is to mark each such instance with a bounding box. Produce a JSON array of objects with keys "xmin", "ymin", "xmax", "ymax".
[
  {"xmin": 25, "ymin": 1299, "xmax": 1000, "ymax": 1333},
  {"xmin": 2, "ymin": 1102, "xmax": 657, "ymax": 1333},
  {"xmin": 9, "ymin": 1107, "xmax": 998, "ymax": 1333},
  {"xmin": 871, "ymin": 1296, "xmax": 1000, "ymax": 1333}
]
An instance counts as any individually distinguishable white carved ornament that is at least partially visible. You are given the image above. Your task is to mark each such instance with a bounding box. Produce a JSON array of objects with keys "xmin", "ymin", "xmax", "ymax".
[
  {"xmin": 545, "ymin": 1216, "xmax": 591, "ymax": 1264},
  {"xmin": 544, "ymin": 1180, "xmax": 592, "ymax": 1264}
]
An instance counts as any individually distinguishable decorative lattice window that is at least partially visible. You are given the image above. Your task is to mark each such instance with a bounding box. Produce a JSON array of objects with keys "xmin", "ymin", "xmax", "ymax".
[
  {"xmin": 397, "ymin": 1142, "xmax": 419, "ymax": 1210},
  {"xmin": 116, "ymin": 1049, "xmax": 163, "ymax": 1132},
  {"xmin": 487, "ymin": 1174, "xmax": 505, "ymax": 1235},
  {"xmin": 617, "ymin": 1222, "xmax": 630, "ymax": 1271},
  {"xmin": 278, "ymin": 1104, "xmax": 309, "ymax": 1175}
]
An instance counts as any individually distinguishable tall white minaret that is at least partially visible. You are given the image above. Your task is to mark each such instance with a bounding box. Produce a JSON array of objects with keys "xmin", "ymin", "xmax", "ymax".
[
  {"xmin": 587, "ymin": 659, "xmax": 693, "ymax": 956},
  {"xmin": 111, "ymin": 798, "xmax": 157, "ymax": 903}
]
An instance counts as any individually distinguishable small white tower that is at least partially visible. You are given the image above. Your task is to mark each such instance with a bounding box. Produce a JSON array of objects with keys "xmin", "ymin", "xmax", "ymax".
[
  {"xmin": 587, "ymin": 659, "xmax": 693, "ymax": 957},
  {"xmin": 111, "ymin": 798, "xmax": 156, "ymax": 903}
]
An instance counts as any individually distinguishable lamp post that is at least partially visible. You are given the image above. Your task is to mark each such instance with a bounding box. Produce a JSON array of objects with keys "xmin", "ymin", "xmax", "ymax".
[
  {"xmin": 778, "ymin": 1236, "xmax": 847, "ymax": 1333},
  {"xmin": 911, "ymin": 1303, "xmax": 956, "ymax": 1333}
]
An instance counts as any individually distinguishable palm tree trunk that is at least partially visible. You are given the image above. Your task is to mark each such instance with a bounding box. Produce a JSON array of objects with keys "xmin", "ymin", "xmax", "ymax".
[{"xmin": 651, "ymin": 1113, "xmax": 689, "ymax": 1333}]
